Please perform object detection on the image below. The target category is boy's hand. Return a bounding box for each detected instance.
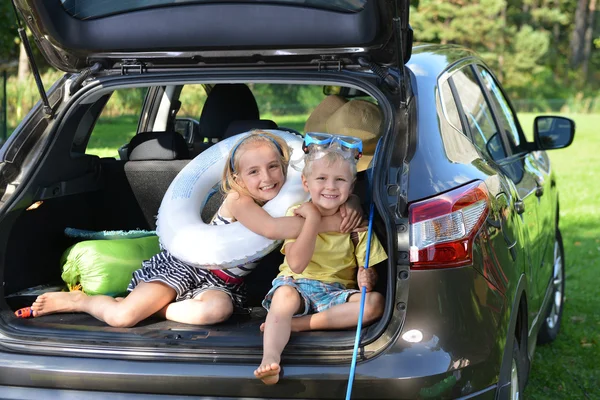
[294,202,321,221]
[339,195,364,233]
[357,267,378,292]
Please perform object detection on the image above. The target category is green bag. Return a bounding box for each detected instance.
[60,236,160,297]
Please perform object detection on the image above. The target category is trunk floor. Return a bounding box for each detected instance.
[14,307,267,334]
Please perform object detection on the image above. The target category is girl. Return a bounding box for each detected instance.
[29,131,363,327]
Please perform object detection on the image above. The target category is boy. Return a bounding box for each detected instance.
[254,134,387,385]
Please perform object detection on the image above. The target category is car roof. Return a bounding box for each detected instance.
[407,44,480,80]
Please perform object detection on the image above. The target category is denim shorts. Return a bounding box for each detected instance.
[262,276,359,316]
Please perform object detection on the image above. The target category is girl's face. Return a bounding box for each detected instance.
[235,142,285,202]
[302,157,354,216]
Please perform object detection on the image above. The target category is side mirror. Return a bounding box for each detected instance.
[174,118,199,146]
[533,116,575,150]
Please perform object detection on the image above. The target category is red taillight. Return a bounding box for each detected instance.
[409,181,489,269]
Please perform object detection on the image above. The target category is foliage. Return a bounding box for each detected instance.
[250,84,325,115]
[5,69,62,129]
[0,3,17,61]
[410,0,599,104]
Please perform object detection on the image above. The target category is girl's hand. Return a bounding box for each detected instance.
[339,195,364,233]
[294,202,321,221]
[357,267,378,292]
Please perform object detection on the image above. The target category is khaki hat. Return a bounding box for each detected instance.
[325,99,382,142]
[324,100,382,170]
[304,95,348,133]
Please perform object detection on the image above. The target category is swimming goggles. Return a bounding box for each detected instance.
[302,132,363,161]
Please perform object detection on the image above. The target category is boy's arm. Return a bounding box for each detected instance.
[357,268,378,292]
[284,203,321,274]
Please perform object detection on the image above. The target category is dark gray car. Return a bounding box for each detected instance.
[1,0,573,398]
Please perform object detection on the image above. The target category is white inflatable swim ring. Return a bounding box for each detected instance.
[156,130,309,269]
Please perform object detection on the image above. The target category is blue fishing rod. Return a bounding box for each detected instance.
[345,138,382,400]
[345,201,375,400]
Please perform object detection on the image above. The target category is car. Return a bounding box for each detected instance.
[1,0,574,399]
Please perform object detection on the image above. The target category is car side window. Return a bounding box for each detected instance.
[452,66,507,161]
[476,66,523,153]
[178,84,208,119]
[86,88,148,159]
[439,80,462,133]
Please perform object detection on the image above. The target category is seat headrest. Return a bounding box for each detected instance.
[197,84,260,142]
[128,131,189,161]
[223,119,278,139]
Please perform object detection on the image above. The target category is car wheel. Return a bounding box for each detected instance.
[537,228,565,344]
[509,339,526,400]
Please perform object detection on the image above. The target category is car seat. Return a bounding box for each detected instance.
[124,131,191,229]
[190,84,261,157]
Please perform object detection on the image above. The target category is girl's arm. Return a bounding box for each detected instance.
[282,203,321,274]
[227,194,358,240]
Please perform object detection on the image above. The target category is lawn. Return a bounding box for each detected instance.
[87,113,599,398]
[519,113,600,400]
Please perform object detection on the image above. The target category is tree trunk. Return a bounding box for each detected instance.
[498,3,507,82]
[582,0,597,79]
[17,42,30,83]
[570,0,589,68]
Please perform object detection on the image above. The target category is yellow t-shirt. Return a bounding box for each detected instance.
[278,205,388,288]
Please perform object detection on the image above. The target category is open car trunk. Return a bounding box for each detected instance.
[0,72,403,362]
[1,167,390,358]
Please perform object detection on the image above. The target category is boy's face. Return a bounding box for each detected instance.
[302,157,355,216]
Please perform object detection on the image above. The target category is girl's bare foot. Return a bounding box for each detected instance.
[30,291,87,317]
[254,361,281,385]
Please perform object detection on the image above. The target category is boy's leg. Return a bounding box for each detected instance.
[255,285,303,385]
[290,291,384,332]
[159,289,234,325]
[31,281,176,328]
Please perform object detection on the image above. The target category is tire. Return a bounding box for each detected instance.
[509,341,525,400]
[537,228,565,344]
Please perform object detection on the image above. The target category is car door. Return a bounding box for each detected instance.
[450,64,544,318]
[475,66,554,316]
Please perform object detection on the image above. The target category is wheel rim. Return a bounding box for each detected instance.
[511,357,520,400]
[546,238,563,329]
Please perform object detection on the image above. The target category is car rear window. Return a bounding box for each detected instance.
[61,0,366,20]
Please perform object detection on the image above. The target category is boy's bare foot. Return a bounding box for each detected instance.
[30,291,87,317]
[254,361,281,385]
[260,320,306,333]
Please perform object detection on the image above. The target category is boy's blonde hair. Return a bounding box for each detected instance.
[302,150,357,179]
[221,130,291,203]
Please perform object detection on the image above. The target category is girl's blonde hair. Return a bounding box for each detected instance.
[221,130,291,203]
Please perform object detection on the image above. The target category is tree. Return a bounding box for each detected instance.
[0,3,18,61]
[570,0,589,67]
[582,0,597,79]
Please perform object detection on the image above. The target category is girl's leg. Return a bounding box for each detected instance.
[158,289,234,325]
[31,281,177,328]
[254,285,303,385]
[288,291,384,332]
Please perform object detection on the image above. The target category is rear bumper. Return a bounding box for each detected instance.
[0,384,499,400]
[0,347,500,399]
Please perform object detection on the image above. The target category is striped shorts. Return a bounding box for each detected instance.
[127,250,246,308]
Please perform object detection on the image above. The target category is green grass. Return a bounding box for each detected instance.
[519,113,600,400]
[86,113,599,398]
